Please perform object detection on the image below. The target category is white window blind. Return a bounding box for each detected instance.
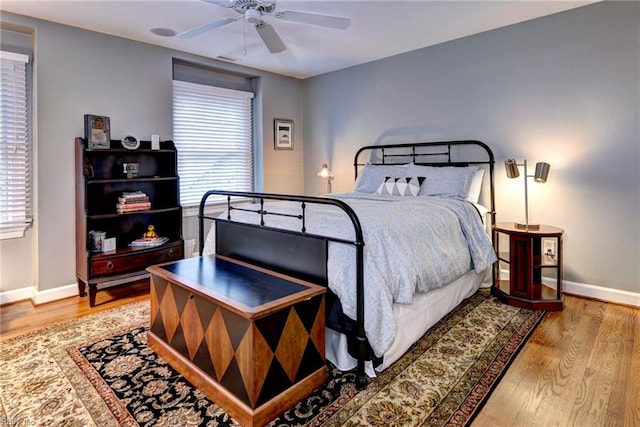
[173,80,254,208]
[0,51,31,238]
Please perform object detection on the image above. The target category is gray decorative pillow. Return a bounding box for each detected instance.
[376,176,426,196]
[407,164,477,199]
[353,163,409,193]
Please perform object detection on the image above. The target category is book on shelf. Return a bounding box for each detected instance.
[118,195,149,204]
[117,201,151,208]
[119,191,148,202]
[117,190,150,213]
[117,201,151,211]
[128,236,169,247]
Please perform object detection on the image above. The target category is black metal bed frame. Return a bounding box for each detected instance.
[198,140,495,388]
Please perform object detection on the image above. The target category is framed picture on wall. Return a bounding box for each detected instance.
[84,114,111,149]
[274,119,293,150]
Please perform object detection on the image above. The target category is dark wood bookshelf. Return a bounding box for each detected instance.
[75,137,184,306]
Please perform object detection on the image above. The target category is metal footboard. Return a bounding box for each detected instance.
[198,190,370,388]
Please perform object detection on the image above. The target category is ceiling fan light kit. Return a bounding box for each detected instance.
[245,8,262,24]
[177,0,351,53]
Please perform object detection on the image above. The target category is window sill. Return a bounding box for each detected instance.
[0,224,30,240]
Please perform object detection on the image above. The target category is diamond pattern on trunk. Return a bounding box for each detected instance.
[309,300,325,355]
[150,278,166,321]
[220,307,250,350]
[159,284,179,343]
[206,307,235,381]
[275,308,308,382]
[241,324,274,407]
[180,297,205,361]
[255,308,290,352]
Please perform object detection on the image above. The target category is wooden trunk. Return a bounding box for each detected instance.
[147,255,327,427]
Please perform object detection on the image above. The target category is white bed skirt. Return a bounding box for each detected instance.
[326,268,492,377]
[203,215,492,376]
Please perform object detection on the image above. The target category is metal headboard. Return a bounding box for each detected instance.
[353,140,496,228]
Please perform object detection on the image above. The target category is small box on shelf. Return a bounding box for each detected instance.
[103,237,116,252]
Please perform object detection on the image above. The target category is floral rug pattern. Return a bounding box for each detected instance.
[0,290,544,426]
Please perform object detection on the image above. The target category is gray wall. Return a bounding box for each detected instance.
[0,12,304,292]
[302,1,639,293]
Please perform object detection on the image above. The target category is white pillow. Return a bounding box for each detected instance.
[353,163,409,193]
[466,168,485,203]
[406,164,477,199]
[375,176,425,196]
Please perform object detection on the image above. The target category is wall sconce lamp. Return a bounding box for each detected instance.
[504,158,550,230]
[317,163,334,193]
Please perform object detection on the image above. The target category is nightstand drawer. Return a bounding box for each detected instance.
[91,243,183,277]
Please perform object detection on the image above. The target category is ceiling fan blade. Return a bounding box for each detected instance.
[255,22,286,53]
[176,17,238,38]
[274,10,351,30]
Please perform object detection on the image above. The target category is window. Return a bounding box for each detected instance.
[0,50,31,239]
[172,80,255,210]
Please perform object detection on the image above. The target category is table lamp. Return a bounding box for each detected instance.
[317,163,334,193]
[504,158,550,230]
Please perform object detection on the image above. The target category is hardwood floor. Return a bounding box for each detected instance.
[0,280,150,341]
[473,294,640,427]
[1,289,638,425]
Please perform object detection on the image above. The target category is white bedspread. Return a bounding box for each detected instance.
[203,193,496,357]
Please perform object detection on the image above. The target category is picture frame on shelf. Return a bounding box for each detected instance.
[274,119,293,150]
[84,114,111,149]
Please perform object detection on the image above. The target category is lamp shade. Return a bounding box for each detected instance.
[504,159,520,178]
[318,163,333,178]
[534,162,550,183]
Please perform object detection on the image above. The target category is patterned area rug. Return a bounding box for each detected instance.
[0,289,544,426]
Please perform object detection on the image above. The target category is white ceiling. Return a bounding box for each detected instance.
[1,0,595,79]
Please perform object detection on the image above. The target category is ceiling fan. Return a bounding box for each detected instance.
[176,0,351,54]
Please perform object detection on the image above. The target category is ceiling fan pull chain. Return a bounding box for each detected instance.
[243,14,247,55]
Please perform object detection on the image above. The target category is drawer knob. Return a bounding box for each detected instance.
[168,249,175,257]
[106,261,114,270]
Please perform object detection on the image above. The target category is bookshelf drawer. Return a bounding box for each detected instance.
[91,243,183,277]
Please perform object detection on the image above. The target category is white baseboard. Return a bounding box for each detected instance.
[31,283,78,305]
[562,280,640,308]
[0,283,79,306]
[0,287,34,306]
[0,275,150,306]
[499,268,639,308]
